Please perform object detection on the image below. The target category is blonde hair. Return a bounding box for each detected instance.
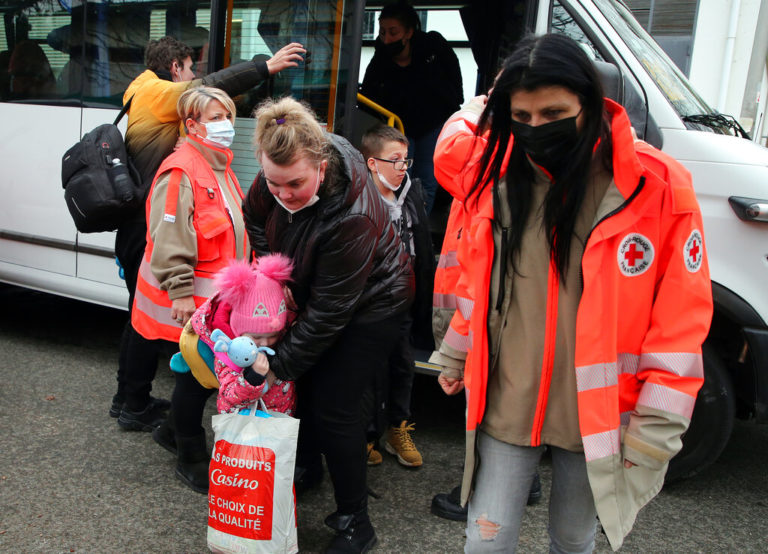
[253,97,328,167]
[177,86,236,131]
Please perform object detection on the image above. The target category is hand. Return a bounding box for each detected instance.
[252,352,270,377]
[170,296,196,326]
[469,94,488,109]
[438,374,464,395]
[265,370,277,387]
[266,43,306,75]
[283,285,297,311]
[624,459,637,469]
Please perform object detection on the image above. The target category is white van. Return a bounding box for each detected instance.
[0,0,766,481]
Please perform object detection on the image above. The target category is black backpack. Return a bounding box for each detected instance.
[61,97,142,233]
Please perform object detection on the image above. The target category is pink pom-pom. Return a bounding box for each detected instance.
[255,254,293,285]
[215,259,259,304]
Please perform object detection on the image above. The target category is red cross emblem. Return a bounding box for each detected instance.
[684,230,703,273]
[617,233,654,276]
[624,243,645,267]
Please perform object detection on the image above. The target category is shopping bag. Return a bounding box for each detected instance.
[207,400,299,553]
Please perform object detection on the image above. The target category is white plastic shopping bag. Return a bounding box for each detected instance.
[207,400,299,553]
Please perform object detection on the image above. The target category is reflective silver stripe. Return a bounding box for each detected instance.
[194,274,217,298]
[437,116,475,143]
[618,353,639,376]
[457,296,474,320]
[437,251,459,269]
[139,257,160,287]
[574,353,644,392]
[138,257,217,299]
[433,292,457,310]
[134,288,179,328]
[638,352,703,379]
[575,362,618,393]
[583,428,621,462]
[637,382,696,418]
[443,325,470,353]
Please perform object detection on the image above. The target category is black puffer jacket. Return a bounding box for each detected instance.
[243,134,415,381]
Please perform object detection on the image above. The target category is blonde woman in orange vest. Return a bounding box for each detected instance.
[432,34,713,552]
[130,86,249,493]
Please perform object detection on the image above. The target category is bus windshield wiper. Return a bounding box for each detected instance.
[682,112,751,139]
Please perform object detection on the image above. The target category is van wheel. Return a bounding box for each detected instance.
[666,343,734,483]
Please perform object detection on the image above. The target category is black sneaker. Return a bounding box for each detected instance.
[117,399,168,431]
[109,395,124,418]
[110,395,169,419]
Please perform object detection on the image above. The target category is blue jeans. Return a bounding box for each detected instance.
[407,125,441,214]
[466,431,597,553]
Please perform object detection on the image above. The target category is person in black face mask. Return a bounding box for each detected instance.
[361,1,463,215]
[431,32,711,552]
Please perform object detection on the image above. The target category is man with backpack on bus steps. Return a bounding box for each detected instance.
[112,36,305,432]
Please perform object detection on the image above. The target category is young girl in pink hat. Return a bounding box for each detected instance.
[176,253,297,415]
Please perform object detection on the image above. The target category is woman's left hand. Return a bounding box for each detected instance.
[624,459,637,469]
[171,296,196,326]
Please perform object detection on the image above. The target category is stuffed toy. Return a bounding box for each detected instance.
[211,328,275,367]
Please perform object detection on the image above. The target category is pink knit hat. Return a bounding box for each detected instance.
[214,254,294,337]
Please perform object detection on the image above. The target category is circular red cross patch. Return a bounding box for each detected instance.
[684,229,703,273]
[617,233,654,276]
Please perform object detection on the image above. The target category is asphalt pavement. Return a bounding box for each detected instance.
[1,284,767,553]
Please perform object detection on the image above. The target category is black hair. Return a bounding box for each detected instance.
[379,1,421,32]
[468,33,613,280]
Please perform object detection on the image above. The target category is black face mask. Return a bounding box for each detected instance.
[510,115,580,172]
[375,36,406,58]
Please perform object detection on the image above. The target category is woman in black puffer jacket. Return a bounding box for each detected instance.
[243,97,413,554]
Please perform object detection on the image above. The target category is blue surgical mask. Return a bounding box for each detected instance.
[202,119,235,148]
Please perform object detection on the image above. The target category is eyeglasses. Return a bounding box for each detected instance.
[373,157,413,171]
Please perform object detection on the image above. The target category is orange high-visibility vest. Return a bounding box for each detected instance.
[436,99,712,549]
[132,139,247,342]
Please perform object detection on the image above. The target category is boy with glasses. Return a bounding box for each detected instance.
[360,125,435,467]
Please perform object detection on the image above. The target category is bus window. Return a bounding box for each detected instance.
[1,2,72,102]
[0,1,214,106]
[225,0,343,123]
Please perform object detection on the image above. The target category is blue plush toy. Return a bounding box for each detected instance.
[211,328,275,367]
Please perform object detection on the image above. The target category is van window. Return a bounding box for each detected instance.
[594,0,713,119]
[551,1,604,62]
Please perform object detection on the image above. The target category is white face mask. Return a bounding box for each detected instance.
[273,167,321,215]
[375,161,404,191]
[202,119,235,148]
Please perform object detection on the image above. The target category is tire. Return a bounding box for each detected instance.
[666,343,734,483]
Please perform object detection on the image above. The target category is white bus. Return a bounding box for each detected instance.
[1,0,767,481]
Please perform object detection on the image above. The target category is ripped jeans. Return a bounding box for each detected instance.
[465,431,597,553]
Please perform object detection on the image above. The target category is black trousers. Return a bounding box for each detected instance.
[386,315,415,424]
[114,217,163,411]
[297,312,405,514]
[172,370,216,438]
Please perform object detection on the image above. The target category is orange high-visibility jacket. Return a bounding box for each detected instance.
[132,138,248,342]
[435,99,713,550]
